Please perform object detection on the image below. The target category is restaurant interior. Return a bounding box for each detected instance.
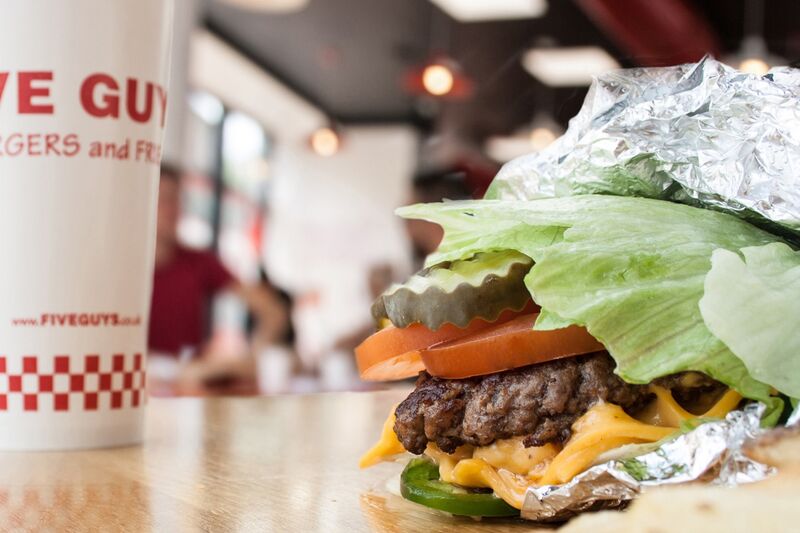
[157,0,800,397]
[3,1,800,531]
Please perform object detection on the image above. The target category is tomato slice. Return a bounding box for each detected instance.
[358,347,425,382]
[356,304,536,382]
[420,313,605,379]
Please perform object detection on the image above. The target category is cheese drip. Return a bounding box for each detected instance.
[360,388,742,509]
[359,410,405,468]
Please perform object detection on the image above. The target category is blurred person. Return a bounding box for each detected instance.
[331,263,395,369]
[405,168,473,269]
[342,169,474,387]
[148,164,288,394]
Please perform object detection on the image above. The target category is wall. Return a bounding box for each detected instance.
[266,125,418,363]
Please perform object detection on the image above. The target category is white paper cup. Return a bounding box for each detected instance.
[0,0,173,450]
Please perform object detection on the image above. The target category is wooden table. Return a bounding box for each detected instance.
[0,390,540,532]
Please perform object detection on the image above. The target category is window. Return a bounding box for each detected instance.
[219,111,272,283]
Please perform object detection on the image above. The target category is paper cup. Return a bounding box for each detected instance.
[0,0,173,450]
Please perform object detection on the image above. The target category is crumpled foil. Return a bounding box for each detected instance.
[490,57,800,239]
[522,404,774,521]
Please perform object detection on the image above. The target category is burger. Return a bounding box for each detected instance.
[356,229,753,517]
[356,59,799,520]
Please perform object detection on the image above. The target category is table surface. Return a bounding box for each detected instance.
[0,390,543,532]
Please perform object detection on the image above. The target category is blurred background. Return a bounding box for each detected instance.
[150,0,800,396]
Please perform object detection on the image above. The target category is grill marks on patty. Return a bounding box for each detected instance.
[394,353,654,455]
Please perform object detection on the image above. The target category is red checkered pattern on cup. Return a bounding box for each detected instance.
[0,354,145,412]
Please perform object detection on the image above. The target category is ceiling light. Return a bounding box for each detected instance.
[486,127,559,162]
[485,113,562,162]
[310,127,340,157]
[723,2,784,76]
[725,36,783,76]
[430,0,547,22]
[422,64,455,96]
[405,58,472,99]
[522,46,620,87]
[739,57,770,75]
[529,127,557,151]
[485,135,535,163]
[221,0,309,13]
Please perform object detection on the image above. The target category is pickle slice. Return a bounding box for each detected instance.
[372,250,534,330]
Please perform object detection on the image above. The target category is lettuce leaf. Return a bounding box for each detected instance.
[399,195,785,422]
[700,243,800,399]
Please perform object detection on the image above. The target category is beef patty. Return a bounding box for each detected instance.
[394,352,722,455]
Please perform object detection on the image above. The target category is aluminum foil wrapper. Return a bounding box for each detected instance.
[490,57,800,239]
[521,404,774,521]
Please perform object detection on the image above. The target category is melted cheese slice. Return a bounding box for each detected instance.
[358,410,406,468]
[471,438,559,476]
[537,402,675,486]
[639,386,742,427]
[360,388,742,509]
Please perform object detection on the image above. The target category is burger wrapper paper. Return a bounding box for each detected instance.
[522,404,776,521]
[490,57,800,241]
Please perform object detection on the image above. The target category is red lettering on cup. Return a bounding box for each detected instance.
[126,78,154,124]
[80,73,120,119]
[5,133,23,156]
[18,71,54,114]
[156,85,167,128]
[28,133,42,156]
[64,133,81,157]
[0,72,8,104]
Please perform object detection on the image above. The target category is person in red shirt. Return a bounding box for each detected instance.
[149,165,287,370]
